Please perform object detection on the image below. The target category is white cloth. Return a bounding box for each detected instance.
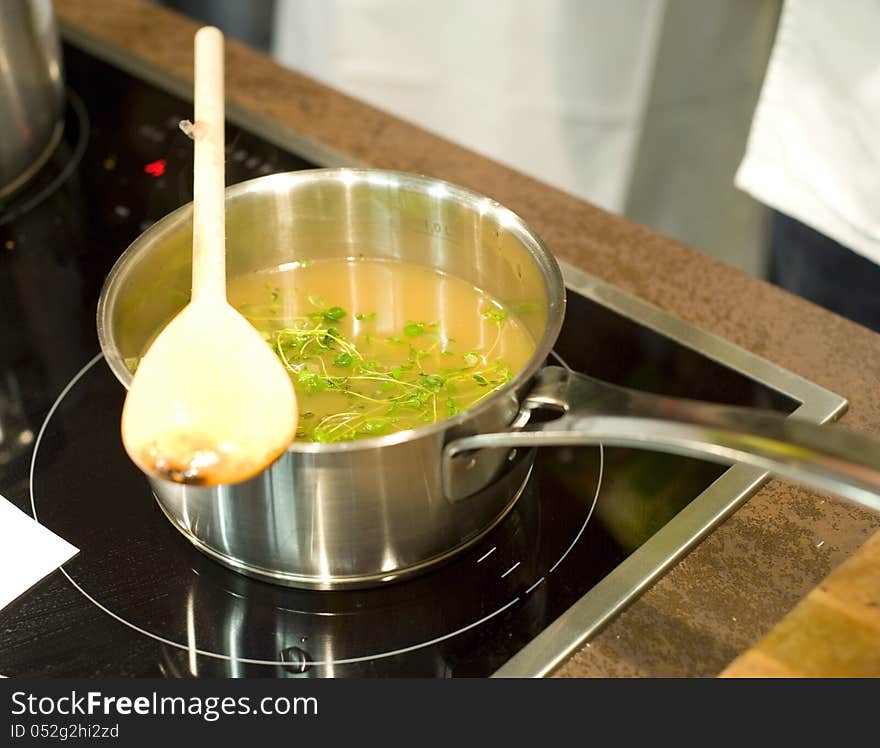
[736,0,880,264]
[272,0,665,213]
[0,495,78,610]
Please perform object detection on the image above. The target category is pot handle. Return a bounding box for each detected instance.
[443,366,880,513]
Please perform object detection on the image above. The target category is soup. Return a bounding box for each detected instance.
[226,257,535,442]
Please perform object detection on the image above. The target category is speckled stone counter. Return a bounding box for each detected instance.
[54,0,880,677]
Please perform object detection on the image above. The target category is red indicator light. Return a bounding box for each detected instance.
[144,159,166,177]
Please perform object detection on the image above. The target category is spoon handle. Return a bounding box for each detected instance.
[191,26,226,302]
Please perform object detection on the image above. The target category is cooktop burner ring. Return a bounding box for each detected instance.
[30,352,603,671]
[0,88,89,227]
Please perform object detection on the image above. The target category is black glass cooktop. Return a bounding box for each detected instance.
[0,42,800,677]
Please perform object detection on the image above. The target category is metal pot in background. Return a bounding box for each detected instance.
[0,0,65,198]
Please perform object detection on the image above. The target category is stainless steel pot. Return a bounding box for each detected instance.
[97,169,880,590]
[0,0,65,197]
[99,169,564,589]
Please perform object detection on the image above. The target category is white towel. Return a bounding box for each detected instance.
[736,0,880,264]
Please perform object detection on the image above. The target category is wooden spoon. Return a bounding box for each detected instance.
[120,26,298,486]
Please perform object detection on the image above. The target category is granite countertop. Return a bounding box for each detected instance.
[54,0,880,677]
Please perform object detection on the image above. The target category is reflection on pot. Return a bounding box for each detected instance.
[0,0,65,197]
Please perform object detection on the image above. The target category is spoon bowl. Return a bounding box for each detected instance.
[121,297,297,485]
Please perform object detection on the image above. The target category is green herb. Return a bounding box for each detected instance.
[482,306,506,323]
[322,306,346,322]
[362,419,387,434]
[404,321,425,337]
[297,370,326,392]
[419,374,445,391]
[271,301,515,443]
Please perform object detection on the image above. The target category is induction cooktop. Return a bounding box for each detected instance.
[0,32,846,678]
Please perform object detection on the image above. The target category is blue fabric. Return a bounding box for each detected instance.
[770,211,880,332]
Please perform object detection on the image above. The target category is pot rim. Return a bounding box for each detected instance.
[96,167,566,454]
